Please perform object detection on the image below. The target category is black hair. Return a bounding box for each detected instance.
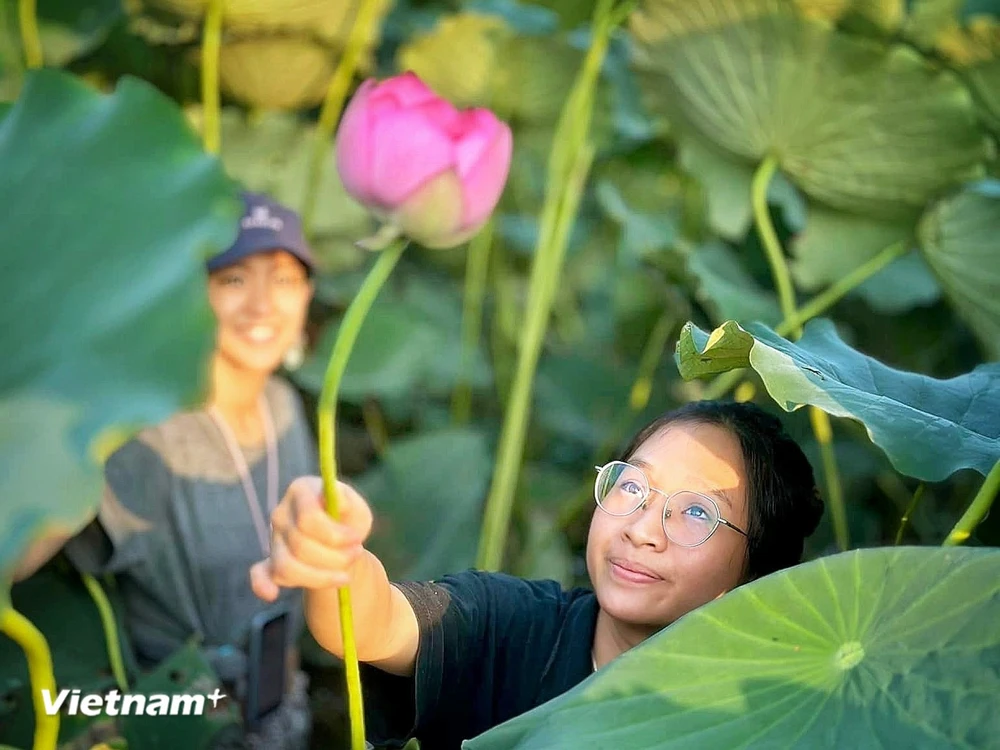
[618,400,824,582]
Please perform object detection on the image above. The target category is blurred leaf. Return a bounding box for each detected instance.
[918,178,1000,360]
[216,37,334,110]
[512,511,574,588]
[295,270,491,406]
[466,546,1000,750]
[464,0,561,34]
[791,205,941,314]
[534,349,641,450]
[217,108,372,274]
[396,12,512,108]
[0,0,121,66]
[524,0,600,29]
[688,241,782,326]
[397,11,613,126]
[678,137,807,240]
[357,428,491,581]
[139,0,393,45]
[0,69,239,588]
[631,1,990,219]
[676,318,1000,481]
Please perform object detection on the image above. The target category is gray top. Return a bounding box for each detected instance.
[64,377,318,668]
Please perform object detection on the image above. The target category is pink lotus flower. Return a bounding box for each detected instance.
[335,72,513,249]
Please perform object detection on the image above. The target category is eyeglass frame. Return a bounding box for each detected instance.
[593,461,749,548]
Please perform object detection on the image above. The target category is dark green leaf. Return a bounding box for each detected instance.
[357,428,492,581]
[0,69,239,589]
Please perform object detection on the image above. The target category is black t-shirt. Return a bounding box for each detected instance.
[360,570,599,749]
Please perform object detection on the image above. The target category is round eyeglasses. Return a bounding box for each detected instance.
[594,461,748,548]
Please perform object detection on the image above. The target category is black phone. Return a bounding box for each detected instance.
[245,605,289,731]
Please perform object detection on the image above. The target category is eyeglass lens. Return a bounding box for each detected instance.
[595,462,720,546]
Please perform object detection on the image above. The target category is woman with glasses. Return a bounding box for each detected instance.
[251,400,825,750]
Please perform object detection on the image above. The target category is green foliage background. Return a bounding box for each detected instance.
[1,0,999,748]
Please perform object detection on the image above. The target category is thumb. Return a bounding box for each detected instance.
[250,559,280,602]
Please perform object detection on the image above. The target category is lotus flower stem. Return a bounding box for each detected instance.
[200,0,223,155]
[944,456,1000,546]
[630,310,676,412]
[81,573,129,691]
[318,237,407,750]
[302,0,384,236]
[18,0,41,69]
[476,0,622,572]
[700,240,911,401]
[894,483,925,545]
[452,218,496,424]
[0,606,58,750]
[752,156,849,551]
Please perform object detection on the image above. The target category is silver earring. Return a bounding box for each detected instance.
[283,333,307,371]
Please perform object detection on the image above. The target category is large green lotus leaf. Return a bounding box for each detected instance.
[0,69,239,588]
[466,546,1000,750]
[630,0,990,219]
[791,204,942,314]
[356,428,492,581]
[918,179,1000,360]
[675,318,1000,481]
[216,108,372,273]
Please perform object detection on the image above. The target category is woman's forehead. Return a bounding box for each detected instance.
[630,423,746,493]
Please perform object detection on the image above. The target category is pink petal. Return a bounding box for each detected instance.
[369,109,456,206]
[453,109,504,178]
[371,71,440,108]
[413,99,463,137]
[458,122,513,229]
[334,80,378,204]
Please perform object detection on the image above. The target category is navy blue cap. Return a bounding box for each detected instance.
[207,191,316,274]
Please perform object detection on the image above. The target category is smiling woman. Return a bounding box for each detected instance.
[248,399,826,750]
[13,192,320,750]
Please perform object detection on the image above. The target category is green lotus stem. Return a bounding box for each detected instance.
[778,241,910,335]
[476,141,597,571]
[944,456,1000,546]
[18,0,41,69]
[629,310,675,412]
[200,0,223,155]
[318,237,407,750]
[809,405,849,550]
[476,0,621,572]
[894,483,925,545]
[81,573,128,692]
[752,156,849,551]
[302,0,384,236]
[699,240,911,401]
[752,157,797,321]
[452,219,496,424]
[0,606,58,750]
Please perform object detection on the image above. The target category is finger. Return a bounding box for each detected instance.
[250,560,280,602]
[270,538,349,589]
[331,481,373,532]
[294,505,367,547]
[285,524,364,570]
